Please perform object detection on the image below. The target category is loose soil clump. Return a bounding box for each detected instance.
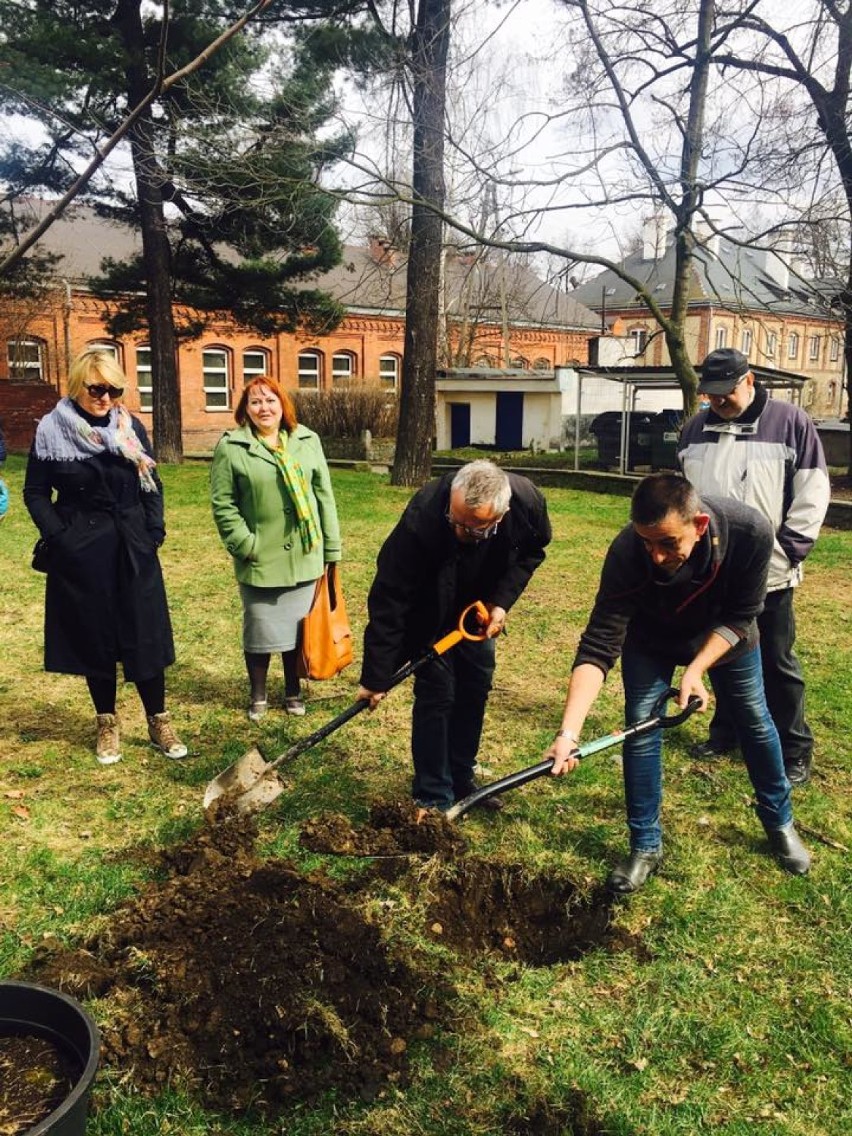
[300,799,468,857]
[29,814,449,1113]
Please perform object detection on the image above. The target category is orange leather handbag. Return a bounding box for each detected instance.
[297,563,354,681]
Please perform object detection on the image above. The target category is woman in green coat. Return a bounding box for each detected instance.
[211,377,341,719]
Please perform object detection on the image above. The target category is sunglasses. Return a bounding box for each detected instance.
[445,512,504,541]
[85,383,124,399]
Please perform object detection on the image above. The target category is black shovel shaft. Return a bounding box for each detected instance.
[445,688,702,820]
[264,646,448,774]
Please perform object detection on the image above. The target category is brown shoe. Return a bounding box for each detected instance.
[96,713,122,765]
[147,712,188,759]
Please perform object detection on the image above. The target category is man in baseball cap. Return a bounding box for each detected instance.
[679,344,830,786]
[697,347,751,398]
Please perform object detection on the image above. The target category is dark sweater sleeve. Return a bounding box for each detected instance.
[572,528,642,677]
[717,511,773,642]
[23,449,65,539]
[360,518,431,691]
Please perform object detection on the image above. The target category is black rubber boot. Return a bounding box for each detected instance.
[606,849,663,894]
[766,824,811,875]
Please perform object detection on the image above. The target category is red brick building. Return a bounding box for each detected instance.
[0,206,599,451]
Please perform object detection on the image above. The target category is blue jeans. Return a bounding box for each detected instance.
[411,637,496,809]
[621,644,792,852]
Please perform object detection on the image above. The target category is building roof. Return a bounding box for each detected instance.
[21,200,600,332]
[570,232,841,322]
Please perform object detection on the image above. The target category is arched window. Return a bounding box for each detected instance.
[243,348,270,383]
[7,337,46,381]
[740,329,753,356]
[509,355,529,370]
[203,347,231,410]
[379,354,400,391]
[629,329,648,355]
[715,327,728,350]
[788,332,800,361]
[533,356,551,371]
[86,340,121,363]
[298,351,322,390]
[135,345,153,412]
[331,351,356,387]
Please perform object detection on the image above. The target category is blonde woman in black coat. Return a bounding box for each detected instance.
[23,349,186,764]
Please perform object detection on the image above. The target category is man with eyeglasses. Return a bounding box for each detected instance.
[358,459,551,813]
[678,347,830,786]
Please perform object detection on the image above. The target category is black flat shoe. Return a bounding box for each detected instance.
[689,739,736,760]
[784,756,812,787]
[606,850,663,894]
[766,824,811,875]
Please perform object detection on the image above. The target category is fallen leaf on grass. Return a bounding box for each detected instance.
[3,789,25,799]
[11,804,30,821]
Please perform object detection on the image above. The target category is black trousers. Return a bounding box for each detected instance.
[410,637,496,809]
[708,587,813,764]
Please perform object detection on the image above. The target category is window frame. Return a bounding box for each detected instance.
[715,327,728,350]
[298,350,322,390]
[331,351,356,387]
[242,348,270,383]
[788,331,800,360]
[136,345,153,412]
[808,334,821,362]
[740,328,753,356]
[202,346,231,411]
[7,337,45,381]
[378,353,400,391]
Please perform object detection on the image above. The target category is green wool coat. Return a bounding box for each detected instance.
[210,422,341,587]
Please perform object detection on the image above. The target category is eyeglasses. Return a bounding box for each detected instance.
[85,383,124,399]
[445,512,504,541]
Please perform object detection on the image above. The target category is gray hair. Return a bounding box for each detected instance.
[451,460,511,513]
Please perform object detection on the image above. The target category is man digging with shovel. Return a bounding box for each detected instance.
[547,473,810,894]
[357,460,551,815]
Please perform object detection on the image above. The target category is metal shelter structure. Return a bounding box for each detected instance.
[568,364,806,475]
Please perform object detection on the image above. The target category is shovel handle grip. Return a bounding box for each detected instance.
[432,600,490,655]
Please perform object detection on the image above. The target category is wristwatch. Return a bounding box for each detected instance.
[554,728,579,745]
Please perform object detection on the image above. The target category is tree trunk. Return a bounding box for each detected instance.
[391,0,451,487]
[113,0,183,463]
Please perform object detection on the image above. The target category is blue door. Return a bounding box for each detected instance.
[496,392,523,450]
[450,403,471,448]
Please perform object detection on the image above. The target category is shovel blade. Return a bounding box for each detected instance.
[203,746,270,810]
[231,768,286,814]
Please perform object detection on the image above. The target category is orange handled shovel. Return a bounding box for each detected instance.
[203,601,490,816]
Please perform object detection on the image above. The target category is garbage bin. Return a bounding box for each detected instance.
[589,411,623,466]
[589,411,654,469]
[650,409,683,470]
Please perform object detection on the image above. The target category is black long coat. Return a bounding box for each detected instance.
[23,408,175,681]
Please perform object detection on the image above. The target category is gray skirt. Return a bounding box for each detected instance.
[239,579,317,653]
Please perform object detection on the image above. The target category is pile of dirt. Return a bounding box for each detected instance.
[29,813,448,1112]
[26,803,632,1117]
[299,800,468,857]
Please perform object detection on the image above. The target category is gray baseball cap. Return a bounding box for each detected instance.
[698,348,751,395]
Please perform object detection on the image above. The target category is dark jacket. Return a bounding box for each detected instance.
[23,407,175,681]
[573,496,773,677]
[360,471,551,690]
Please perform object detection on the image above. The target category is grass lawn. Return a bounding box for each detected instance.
[0,454,850,1136]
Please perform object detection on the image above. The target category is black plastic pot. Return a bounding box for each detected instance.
[0,980,100,1136]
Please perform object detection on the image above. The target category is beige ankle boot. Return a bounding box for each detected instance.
[147,711,188,759]
[96,713,122,765]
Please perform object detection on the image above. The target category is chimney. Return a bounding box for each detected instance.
[693,217,720,257]
[642,213,669,261]
[756,242,790,291]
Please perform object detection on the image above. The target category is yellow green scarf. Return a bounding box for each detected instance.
[263,432,320,553]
